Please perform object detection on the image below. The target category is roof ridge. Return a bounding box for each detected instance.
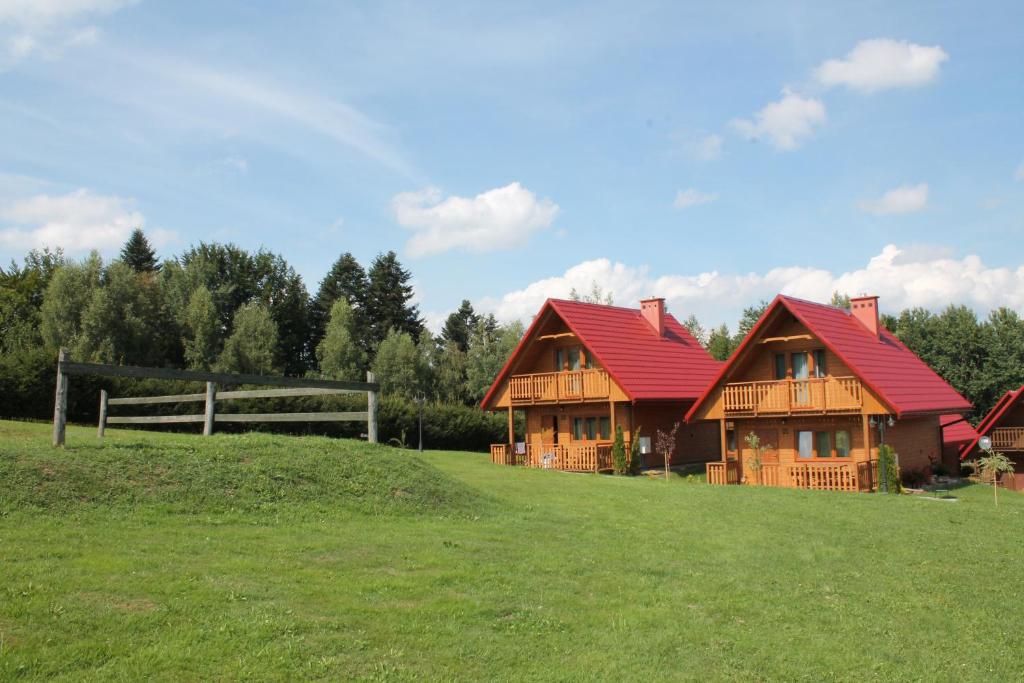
[549,298,644,314]
[780,294,851,315]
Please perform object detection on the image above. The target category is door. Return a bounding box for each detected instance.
[791,352,810,405]
[541,415,556,446]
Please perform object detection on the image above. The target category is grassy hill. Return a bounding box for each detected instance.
[1,420,1023,681]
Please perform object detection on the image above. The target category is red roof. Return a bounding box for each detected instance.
[959,386,1023,458]
[939,414,978,450]
[480,299,721,408]
[686,295,972,421]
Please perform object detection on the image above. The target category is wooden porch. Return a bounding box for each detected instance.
[991,427,1024,451]
[489,442,621,472]
[509,369,611,405]
[723,376,862,416]
[706,459,876,492]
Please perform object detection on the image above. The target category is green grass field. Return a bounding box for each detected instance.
[2,420,1022,681]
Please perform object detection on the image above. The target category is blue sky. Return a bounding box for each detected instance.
[1,1,1022,330]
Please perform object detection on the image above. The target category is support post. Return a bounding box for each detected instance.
[52,348,68,447]
[507,405,514,445]
[719,418,728,462]
[366,371,378,444]
[98,389,108,438]
[203,382,216,436]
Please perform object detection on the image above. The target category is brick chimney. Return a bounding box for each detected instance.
[640,297,665,337]
[850,295,879,337]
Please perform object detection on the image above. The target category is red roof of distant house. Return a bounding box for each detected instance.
[685,295,972,421]
[480,299,721,408]
[939,414,978,451]
[959,386,1023,458]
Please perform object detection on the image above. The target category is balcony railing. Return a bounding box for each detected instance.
[508,369,611,405]
[723,376,862,416]
[490,442,621,471]
[707,459,875,492]
[991,427,1024,451]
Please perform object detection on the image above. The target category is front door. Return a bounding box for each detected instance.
[541,415,556,446]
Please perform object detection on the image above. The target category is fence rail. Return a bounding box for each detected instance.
[51,349,379,446]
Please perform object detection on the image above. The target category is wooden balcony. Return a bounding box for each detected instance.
[490,442,620,472]
[707,459,874,492]
[509,369,612,405]
[723,376,862,416]
[991,427,1024,451]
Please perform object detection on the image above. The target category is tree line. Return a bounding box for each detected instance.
[3,235,1023,435]
[0,230,523,447]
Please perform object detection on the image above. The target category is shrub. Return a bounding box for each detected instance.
[628,427,642,475]
[877,444,902,493]
[611,425,627,475]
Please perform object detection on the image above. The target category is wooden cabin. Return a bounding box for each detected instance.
[960,386,1024,490]
[686,295,972,492]
[481,298,722,472]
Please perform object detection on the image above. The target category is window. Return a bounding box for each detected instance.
[727,430,737,453]
[568,347,581,371]
[584,351,594,370]
[815,431,832,458]
[813,349,827,378]
[791,352,809,380]
[774,354,787,380]
[835,430,850,458]
[555,348,565,371]
[572,415,613,441]
[798,431,814,459]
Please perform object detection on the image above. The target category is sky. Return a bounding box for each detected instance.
[0,0,1022,332]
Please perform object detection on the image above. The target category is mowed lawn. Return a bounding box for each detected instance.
[1,420,1023,681]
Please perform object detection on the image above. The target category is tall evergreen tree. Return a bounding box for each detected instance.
[706,324,734,361]
[372,328,423,398]
[681,314,708,347]
[311,252,369,353]
[441,300,478,352]
[183,285,220,369]
[216,302,279,375]
[465,317,524,403]
[829,291,852,309]
[366,251,423,347]
[119,228,160,273]
[316,298,366,381]
[735,299,769,340]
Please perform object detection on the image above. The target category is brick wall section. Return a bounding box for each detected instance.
[883,415,941,475]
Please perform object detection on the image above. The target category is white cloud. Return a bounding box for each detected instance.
[730,89,826,150]
[673,188,718,209]
[859,183,929,215]
[692,133,723,161]
[0,188,176,254]
[0,0,132,65]
[480,244,1024,329]
[393,182,559,257]
[815,38,948,93]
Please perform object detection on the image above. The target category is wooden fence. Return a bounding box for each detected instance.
[52,348,379,446]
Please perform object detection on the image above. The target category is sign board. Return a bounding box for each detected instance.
[639,436,652,454]
[515,441,526,454]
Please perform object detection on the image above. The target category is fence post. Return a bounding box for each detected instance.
[203,382,216,436]
[52,348,68,447]
[97,389,108,438]
[366,371,378,444]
